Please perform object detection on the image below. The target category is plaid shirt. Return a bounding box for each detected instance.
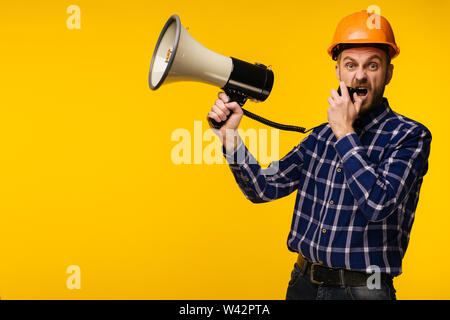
[223,98,431,276]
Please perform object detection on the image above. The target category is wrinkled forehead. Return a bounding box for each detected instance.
[339,47,388,63]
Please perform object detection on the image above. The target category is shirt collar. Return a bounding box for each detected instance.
[353,97,391,134]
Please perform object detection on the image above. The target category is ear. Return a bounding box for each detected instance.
[335,63,341,81]
[384,63,394,85]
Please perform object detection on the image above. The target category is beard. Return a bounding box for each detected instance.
[359,81,387,117]
[358,87,385,117]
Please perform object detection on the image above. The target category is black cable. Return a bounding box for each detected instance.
[241,107,322,134]
[241,108,305,133]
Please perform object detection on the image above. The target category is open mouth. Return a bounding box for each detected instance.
[355,88,368,97]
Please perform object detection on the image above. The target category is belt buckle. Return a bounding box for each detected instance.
[310,263,325,285]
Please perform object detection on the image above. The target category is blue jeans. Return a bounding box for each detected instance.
[285,263,397,300]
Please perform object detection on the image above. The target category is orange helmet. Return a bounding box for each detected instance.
[327,10,400,61]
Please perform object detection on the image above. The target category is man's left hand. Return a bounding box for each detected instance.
[327,81,363,139]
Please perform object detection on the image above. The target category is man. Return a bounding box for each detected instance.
[207,10,431,300]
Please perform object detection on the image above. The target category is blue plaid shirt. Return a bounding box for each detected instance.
[223,98,431,276]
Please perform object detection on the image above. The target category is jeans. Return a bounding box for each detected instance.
[285,263,397,300]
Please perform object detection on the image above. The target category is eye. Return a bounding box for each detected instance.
[369,62,378,70]
[346,62,355,70]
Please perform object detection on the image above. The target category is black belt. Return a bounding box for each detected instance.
[297,254,392,287]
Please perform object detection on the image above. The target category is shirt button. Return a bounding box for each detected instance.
[337,168,342,173]
[240,174,249,182]
[329,200,334,205]
[322,228,327,234]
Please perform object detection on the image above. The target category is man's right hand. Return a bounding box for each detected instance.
[207,92,244,152]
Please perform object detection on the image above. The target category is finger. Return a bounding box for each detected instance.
[330,88,340,100]
[218,92,229,103]
[212,105,227,121]
[327,97,335,106]
[212,106,227,121]
[215,99,230,115]
[207,111,221,124]
[224,101,242,114]
[353,93,362,114]
[339,81,350,100]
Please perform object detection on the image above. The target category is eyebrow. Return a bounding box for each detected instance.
[342,54,383,63]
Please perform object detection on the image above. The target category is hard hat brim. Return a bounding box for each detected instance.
[328,41,400,61]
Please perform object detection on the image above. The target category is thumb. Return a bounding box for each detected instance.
[353,92,362,114]
[225,101,243,115]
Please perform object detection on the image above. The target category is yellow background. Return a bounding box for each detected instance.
[0,0,448,299]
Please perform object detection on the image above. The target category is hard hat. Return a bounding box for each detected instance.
[327,10,400,61]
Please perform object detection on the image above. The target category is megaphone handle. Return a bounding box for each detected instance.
[208,89,247,129]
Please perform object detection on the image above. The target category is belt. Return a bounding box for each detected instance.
[296,254,392,287]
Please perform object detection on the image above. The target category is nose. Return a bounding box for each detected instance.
[354,66,368,82]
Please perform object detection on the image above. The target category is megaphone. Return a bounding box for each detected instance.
[149,14,308,133]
